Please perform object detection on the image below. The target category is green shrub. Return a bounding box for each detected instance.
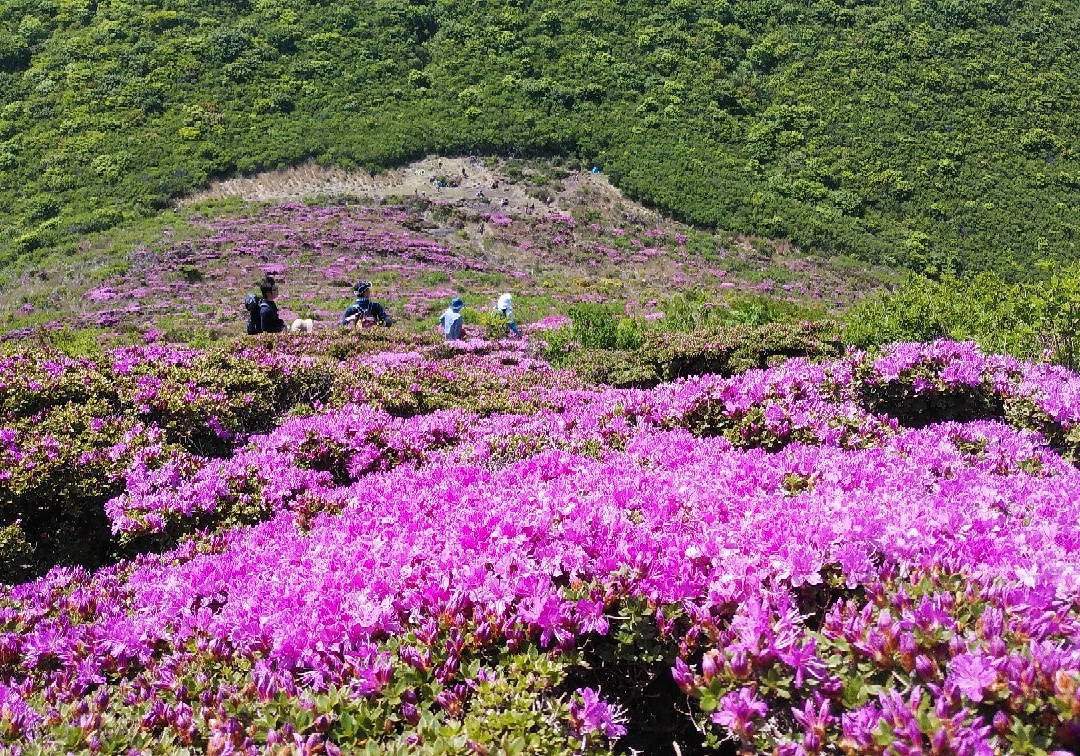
[37,326,106,359]
[843,264,1080,369]
[663,292,828,331]
[0,523,30,581]
[462,306,514,340]
[567,304,643,351]
[556,321,842,387]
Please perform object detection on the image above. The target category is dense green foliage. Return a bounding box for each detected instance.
[2,0,1079,274]
[545,297,841,386]
[844,262,1080,369]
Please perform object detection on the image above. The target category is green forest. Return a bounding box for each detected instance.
[1,0,1079,276]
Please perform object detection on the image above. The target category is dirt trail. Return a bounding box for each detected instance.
[180,156,637,219]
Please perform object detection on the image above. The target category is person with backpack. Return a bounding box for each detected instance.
[245,275,286,335]
[341,281,392,328]
[494,292,522,338]
[439,297,465,341]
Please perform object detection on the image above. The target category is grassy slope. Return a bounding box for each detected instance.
[0,0,1078,276]
[0,157,892,342]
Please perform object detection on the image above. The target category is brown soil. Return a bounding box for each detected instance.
[180,156,639,221]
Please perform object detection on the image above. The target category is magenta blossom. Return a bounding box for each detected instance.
[948,653,1000,702]
[569,687,627,740]
[712,686,769,740]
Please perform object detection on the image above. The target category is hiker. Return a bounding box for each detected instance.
[245,275,285,335]
[341,281,392,328]
[259,276,286,334]
[494,293,521,338]
[439,297,465,341]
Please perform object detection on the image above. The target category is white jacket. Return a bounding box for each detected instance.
[496,293,513,318]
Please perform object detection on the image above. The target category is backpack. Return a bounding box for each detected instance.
[350,300,377,329]
[244,293,262,335]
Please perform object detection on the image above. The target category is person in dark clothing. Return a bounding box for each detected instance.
[341,281,393,328]
[259,276,286,334]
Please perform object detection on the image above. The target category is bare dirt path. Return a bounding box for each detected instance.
[179,156,639,221]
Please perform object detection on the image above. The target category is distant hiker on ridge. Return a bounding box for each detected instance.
[439,297,465,341]
[341,281,392,328]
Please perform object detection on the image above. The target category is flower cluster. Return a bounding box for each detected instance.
[2,338,1080,752]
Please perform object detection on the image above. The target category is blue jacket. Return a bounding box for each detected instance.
[439,307,464,340]
[341,298,392,327]
[259,300,285,333]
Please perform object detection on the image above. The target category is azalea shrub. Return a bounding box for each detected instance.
[0,342,323,581]
[0,334,580,581]
[3,335,1080,752]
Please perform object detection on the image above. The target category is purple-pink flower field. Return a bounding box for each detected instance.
[2,336,1080,753]
[3,197,884,342]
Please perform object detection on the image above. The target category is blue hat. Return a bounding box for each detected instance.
[451,297,464,310]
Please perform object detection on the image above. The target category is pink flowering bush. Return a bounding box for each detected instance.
[2,337,1080,752]
[0,332,587,580]
[105,406,471,539]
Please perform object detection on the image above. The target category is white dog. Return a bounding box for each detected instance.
[290,318,314,333]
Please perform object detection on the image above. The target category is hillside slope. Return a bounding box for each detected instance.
[0,156,889,341]
[1,0,1078,275]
